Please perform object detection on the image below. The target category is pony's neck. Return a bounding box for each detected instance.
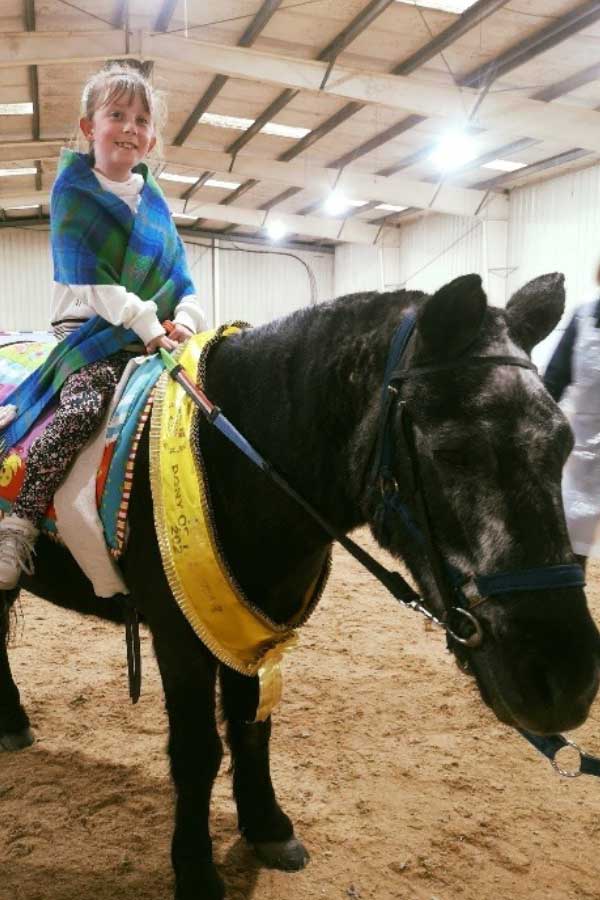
[209,292,414,529]
[200,291,417,623]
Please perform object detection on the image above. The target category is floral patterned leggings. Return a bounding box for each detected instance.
[13,351,132,527]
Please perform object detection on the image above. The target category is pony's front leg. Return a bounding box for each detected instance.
[220,665,309,871]
[0,589,34,751]
[151,623,224,900]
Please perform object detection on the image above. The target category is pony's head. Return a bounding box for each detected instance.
[368,272,600,734]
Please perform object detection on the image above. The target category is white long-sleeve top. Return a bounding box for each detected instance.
[50,168,206,344]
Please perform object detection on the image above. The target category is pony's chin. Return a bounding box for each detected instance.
[472,667,596,735]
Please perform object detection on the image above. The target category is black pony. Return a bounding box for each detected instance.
[1,272,599,900]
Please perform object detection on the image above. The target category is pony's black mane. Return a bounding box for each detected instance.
[248,287,425,352]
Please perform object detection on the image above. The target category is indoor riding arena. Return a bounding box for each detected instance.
[2,3,600,900]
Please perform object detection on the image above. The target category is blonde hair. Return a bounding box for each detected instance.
[79,63,166,162]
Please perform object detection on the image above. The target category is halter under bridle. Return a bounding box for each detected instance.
[370,308,584,652]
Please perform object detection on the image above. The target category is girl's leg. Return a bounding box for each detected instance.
[13,352,130,524]
[0,353,130,588]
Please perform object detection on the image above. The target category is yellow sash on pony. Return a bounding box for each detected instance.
[149,326,330,721]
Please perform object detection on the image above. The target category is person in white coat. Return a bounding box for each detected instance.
[544,265,600,572]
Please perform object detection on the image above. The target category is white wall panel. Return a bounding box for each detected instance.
[507,162,600,368]
[0,230,334,333]
[334,244,382,296]
[334,215,507,308]
[215,241,334,326]
[180,238,215,327]
[0,228,53,331]
[394,213,501,302]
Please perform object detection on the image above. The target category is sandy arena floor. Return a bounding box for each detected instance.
[2,531,600,900]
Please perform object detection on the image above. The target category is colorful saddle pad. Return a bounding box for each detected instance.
[0,336,163,557]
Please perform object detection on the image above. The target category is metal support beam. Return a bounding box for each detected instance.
[473,148,594,190]
[181,170,216,203]
[329,114,426,170]
[111,0,128,29]
[172,0,284,146]
[154,0,178,33]
[278,102,364,163]
[173,75,229,146]
[226,89,298,157]
[420,137,540,184]
[319,0,395,87]
[262,187,303,210]
[393,0,510,76]
[24,0,40,142]
[533,62,600,103]
[459,0,600,88]
[226,0,395,158]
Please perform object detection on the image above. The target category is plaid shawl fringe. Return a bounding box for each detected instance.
[0,149,195,461]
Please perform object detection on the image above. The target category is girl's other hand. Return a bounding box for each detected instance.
[168,323,193,345]
[145,333,177,354]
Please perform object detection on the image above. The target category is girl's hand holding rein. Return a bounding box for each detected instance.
[167,323,194,344]
[145,324,193,354]
[145,333,177,355]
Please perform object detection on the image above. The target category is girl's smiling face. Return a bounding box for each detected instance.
[80,92,156,182]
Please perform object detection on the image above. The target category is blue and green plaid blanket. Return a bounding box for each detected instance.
[0,148,195,458]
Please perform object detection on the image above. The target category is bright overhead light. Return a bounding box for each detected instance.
[348,199,369,207]
[0,102,34,116]
[265,220,288,241]
[205,178,241,190]
[172,213,197,220]
[429,130,478,171]
[482,158,527,172]
[5,204,39,210]
[160,172,242,190]
[160,171,199,184]
[0,167,38,177]
[376,204,408,212]
[394,0,478,12]
[323,190,351,216]
[262,122,310,139]
[199,112,309,140]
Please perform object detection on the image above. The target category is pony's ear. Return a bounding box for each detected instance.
[505,272,565,353]
[417,274,487,357]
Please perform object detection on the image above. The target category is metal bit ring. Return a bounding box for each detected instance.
[551,739,584,778]
[446,607,483,648]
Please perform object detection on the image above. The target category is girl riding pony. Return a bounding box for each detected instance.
[0,63,206,589]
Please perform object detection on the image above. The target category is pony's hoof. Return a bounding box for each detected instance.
[0,727,35,752]
[251,836,310,871]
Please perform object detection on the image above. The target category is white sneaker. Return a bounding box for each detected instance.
[0,515,38,590]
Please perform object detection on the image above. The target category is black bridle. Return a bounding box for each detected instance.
[370,308,584,652]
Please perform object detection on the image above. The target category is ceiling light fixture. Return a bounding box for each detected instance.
[0,103,34,116]
[376,204,408,212]
[482,158,527,172]
[160,171,199,184]
[323,190,351,216]
[265,220,288,241]
[199,112,309,140]
[394,0,478,12]
[205,178,242,190]
[429,130,478,171]
[0,167,38,177]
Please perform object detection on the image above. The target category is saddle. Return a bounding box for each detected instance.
[0,333,162,561]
